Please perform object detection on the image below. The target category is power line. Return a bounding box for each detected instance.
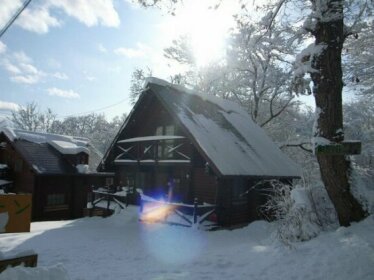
[0,0,32,39]
[58,97,129,119]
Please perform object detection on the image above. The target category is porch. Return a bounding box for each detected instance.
[115,135,191,165]
[85,187,218,229]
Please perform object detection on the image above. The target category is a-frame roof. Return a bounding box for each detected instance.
[100,78,302,178]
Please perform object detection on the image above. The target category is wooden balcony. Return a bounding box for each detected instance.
[114,135,191,165]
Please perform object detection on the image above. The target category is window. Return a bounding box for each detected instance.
[165,125,175,158]
[155,125,176,159]
[156,126,163,136]
[106,177,114,186]
[165,125,175,135]
[156,126,163,158]
[47,193,66,206]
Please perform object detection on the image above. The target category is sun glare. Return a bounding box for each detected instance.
[163,0,239,68]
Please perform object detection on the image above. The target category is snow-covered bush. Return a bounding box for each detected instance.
[350,165,374,214]
[260,180,338,244]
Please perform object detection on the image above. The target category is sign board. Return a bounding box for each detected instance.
[0,194,32,233]
[314,141,361,155]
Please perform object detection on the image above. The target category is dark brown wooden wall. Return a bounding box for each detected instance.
[216,178,271,227]
[33,175,110,221]
[0,135,35,194]
[34,176,71,220]
[192,168,217,204]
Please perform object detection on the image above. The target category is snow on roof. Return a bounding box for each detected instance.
[0,164,8,169]
[146,78,302,177]
[0,127,90,155]
[118,135,185,143]
[1,127,17,141]
[49,140,89,155]
[0,179,12,186]
[145,77,244,115]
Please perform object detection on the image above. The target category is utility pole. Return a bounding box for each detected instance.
[0,0,32,39]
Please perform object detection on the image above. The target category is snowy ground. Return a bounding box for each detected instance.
[0,207,373,280]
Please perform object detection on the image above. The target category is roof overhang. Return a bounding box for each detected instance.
[117,135,185,143]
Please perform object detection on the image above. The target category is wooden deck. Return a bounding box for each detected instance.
[0,254,38,273]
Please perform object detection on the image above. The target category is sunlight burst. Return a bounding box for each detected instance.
[163,0,239,68]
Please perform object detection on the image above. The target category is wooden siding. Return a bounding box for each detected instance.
[215,178,270,227]
[32,175,110,221]
[0,135,35,194]
[192,168,217,204]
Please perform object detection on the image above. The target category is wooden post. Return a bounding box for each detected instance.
[87,189,93,217]
[106,193,110,216]
[193,197,198,224]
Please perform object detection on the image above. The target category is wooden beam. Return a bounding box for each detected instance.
[314,141,361,155]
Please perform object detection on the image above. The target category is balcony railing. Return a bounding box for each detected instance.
[114,135,191,165]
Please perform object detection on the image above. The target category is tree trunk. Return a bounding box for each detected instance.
[310,0,366,226]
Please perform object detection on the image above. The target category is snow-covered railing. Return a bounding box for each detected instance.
[0,252,38,273]
[139,195,217,229]
[86,188,129,217]
[115,136,191,165]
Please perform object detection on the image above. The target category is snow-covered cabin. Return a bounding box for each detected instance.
[99,78,301,226]
[0,127,113,221]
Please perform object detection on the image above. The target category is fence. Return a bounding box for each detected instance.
[85,189,128,217]
[140,196,217,229]
[0,254,38,273]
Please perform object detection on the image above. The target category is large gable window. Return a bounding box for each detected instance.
[155,125,175,159]
[47,193,66,206]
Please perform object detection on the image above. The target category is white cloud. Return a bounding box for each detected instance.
[1,50,69,84]
[0,0,120,34]
[123,0,141,10]
[1,51,46,84]
[82,70,95,81]
[13,51,33,64]
[114,43,150,58]
[49,0,120,27]
[47,58,62,69]
[0,42,6,54]
[10,75,41,84]
[47,87,80,99]
[0,100,20,111]
[0,0,22,29]
[52,72,69,80]
[19,63,38,74]
[114,48,145,58]
[85,75,95,81]
[16,6,61,34]
[2,60,21,74]
[98,43,107,53]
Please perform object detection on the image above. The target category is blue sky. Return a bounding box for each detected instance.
[1,0,319,122]
[0,0,200,120]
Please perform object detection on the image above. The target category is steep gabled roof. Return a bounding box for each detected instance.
[101,78,302,178]
[0,128,101,174]
[13,140,77,174]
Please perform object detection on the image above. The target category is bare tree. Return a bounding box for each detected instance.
[11,102,56,132]
[130,68,152,105]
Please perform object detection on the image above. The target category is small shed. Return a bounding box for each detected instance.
[0,128,114,221]
[99,78,301,226]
